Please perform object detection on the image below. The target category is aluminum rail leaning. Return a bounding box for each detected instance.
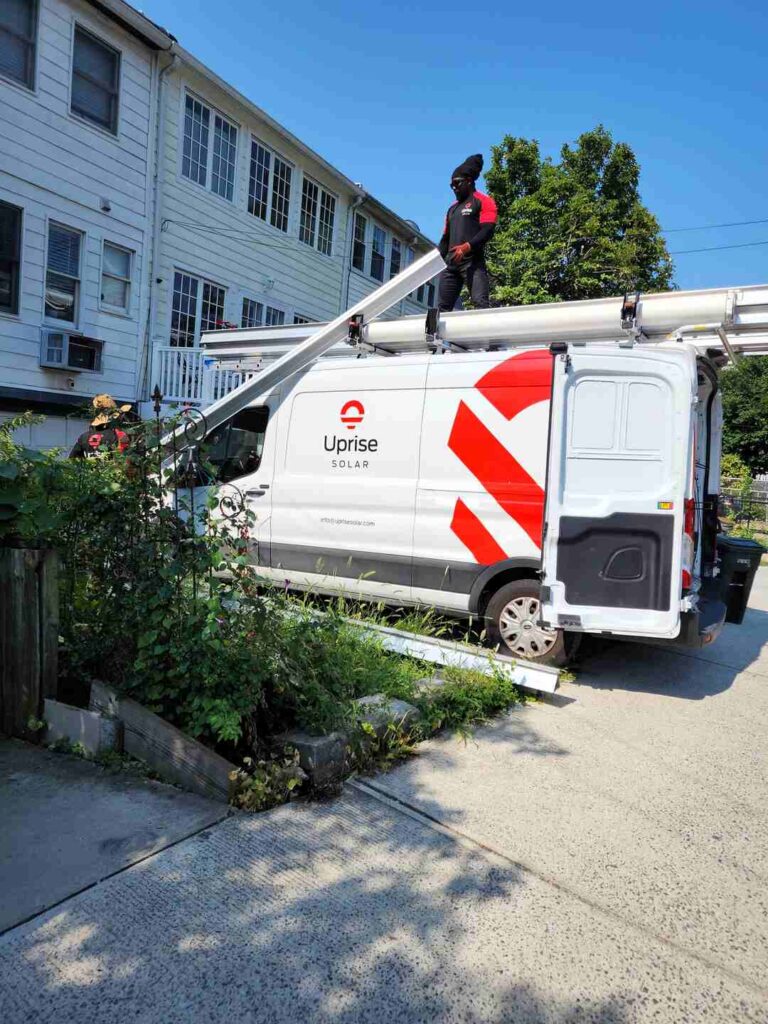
[164,247,446,446]
[346,619,560,696]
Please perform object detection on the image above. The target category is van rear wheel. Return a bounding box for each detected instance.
[485,579,579,667]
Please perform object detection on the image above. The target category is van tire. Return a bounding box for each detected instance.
[485,579,580,667]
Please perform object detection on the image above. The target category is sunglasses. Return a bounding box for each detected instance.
[451,179,470,187]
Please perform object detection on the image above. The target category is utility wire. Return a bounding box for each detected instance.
[669,239,768,255]
[662,217,768,233]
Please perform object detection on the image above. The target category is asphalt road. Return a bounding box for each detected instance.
[1,571,766,1023]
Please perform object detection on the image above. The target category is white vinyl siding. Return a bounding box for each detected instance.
[0,0,37,90]
[182,93,237,200]
[370,224,386,281]
[0,200,22,315]
[71,24,120,135]
[247,138,292,232]
[101,241,132,313]
[45,222,82,324]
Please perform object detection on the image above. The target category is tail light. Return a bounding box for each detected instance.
[682,498,695,591]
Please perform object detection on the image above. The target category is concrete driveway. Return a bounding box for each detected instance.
[1,572,766,1023]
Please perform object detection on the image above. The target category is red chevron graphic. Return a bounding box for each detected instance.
[450,498,508,565]
[475,349,553,420]
[448,401,545,548]
[448,350,551,559]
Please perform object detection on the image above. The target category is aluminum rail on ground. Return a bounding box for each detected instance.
[164,248,446,445]
[201,283,768,361]
[346,619,559,696]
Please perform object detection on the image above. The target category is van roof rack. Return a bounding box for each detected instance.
[201,283,768,367]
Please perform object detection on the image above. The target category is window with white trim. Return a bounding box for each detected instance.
[0,0,37,90]
[389,238,401,279]
[182,94,238,201]
[101,241,132,313]
[293,314,314,324]
[0,201,22,315]
[45,223,82,324]
[71,25,120,134]
[241,297,285,328]
[299,176,336,255]
[170,270,227,346]
[352,212,367,272]
[416,280,436,306]
[248,138,292,232]
[370,224,386,281]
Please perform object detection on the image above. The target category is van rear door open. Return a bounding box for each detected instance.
[540,345,695,639]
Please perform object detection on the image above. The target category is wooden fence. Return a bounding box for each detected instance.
[0,548,59,740]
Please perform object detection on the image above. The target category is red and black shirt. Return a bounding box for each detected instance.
[438,190,498,262]
[69,427,130,458]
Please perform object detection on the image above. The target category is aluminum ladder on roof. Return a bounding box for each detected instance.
[201,283,768,368]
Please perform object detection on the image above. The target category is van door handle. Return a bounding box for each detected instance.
[249,489,267,497]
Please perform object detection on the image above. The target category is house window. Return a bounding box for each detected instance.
[293,314,313,324]
[0,0,37,90]
[101,241,131,313]
[211,115,237,200]
[0,201,22,315]
[242,297,263,328]
[201,281,226,333]
[170,270,226,346]
[318,190,335,256]
[182,95,209,186]
[299,178,336,256]
[71,25,120,134]
[370,225,386,281]
[45,223,82,323]
[182,94,237,200]
[248,139,292,232]
[241,297,285,328]
[390,238,401,279]
[352,212,367,272]
[416,280,436,306]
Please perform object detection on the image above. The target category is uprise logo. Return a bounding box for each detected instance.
[340,400,365,430]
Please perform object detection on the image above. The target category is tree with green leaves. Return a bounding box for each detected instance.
[484,125,675,305]
[720,356,768,476]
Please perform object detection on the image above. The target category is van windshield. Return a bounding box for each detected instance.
[202,407,269,484]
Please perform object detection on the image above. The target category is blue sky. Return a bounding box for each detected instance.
[141,0,767,291]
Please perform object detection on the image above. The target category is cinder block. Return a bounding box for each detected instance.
[353,694,422,738]
[44,699,122,755]
[277,730,347,788]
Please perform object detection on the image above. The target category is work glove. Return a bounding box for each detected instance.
[448,242,472,264]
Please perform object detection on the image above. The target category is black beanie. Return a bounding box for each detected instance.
[452,154,483,181]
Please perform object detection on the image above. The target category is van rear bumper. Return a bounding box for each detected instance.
[673,598,727,648]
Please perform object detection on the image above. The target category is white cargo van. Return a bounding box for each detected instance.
[181,281,768,665]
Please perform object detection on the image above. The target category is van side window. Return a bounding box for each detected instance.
[205,407,269,483]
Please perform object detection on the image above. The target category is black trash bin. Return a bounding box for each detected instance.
[716,534,765,625]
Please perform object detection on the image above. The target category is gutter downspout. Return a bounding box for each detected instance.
[139,49,179,403]
[342,193,366,313]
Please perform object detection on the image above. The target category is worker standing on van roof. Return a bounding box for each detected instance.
[437,154,498,312]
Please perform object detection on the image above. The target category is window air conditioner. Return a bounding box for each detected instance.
[40,330,104,373]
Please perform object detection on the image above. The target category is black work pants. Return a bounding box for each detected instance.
[437,260,490,312]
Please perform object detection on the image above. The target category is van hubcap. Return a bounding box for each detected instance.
[498,596,558,659]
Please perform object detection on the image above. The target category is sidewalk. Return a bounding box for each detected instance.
[1,576,766,1023]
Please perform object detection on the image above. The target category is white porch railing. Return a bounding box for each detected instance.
[151,346,259,406]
